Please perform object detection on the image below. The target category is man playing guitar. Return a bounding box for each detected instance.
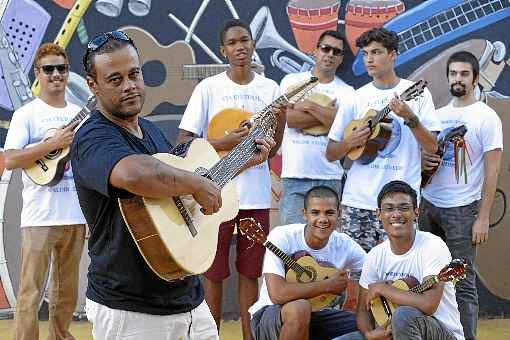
[71,31,274,339]
[337,181,465,340]
[420,51,503,340]
[177,19,286,340]
[326,28,439,252]
[249,186,366,340]
[3,43,86,340]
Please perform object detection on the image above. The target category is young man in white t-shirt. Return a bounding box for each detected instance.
[249,186,366,340]
[3,43,86,339]
[337,180,465,340]
[279,30,355,225]
[177,19,286,340]
[420,51,503,340]
[326,28,439,252]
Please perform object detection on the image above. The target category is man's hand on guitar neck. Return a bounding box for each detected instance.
[239,136,276,173]
[389,94,414,121]
[421,150,441,171]
[47,121,79,151]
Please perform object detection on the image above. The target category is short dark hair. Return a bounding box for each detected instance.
[83,33,138,78]
[377,180,417,209]
[356,28,399,53]
[304,186,339,210]
[446,51,479,82]
[317,30,346,48]
[220,19,252,45]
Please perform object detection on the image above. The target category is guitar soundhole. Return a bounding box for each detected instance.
[298,266,317,283]
[45,148,62,160]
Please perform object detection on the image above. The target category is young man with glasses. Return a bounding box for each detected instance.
[326,28,439,252]
[419,51,503,340]
[279,30,354,225]
[71,31,275,339]
[3,43,86,340]
[177,19,286,340]
[337,180,465,340]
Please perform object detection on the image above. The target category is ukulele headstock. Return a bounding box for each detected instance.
[238,218,267,244]
[438,258,467,284]
[401,79,427,102]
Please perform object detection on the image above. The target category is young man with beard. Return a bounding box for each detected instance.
[337,181,465,340]
[71,31,275,339]
[278,30,354,225]
[419,51,503,340]
[3,43,86,340]
[177,19,286,339]
[249,186,366,340]
[325,28,439,252]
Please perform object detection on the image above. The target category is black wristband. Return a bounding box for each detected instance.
[404,115,419,129]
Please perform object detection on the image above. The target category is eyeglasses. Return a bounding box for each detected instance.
[38,64,69,75]
[318,44,344,56]
[380,204,414,213]
[83,31,133,73]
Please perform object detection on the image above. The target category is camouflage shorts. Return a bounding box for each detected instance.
[340,205,386,252]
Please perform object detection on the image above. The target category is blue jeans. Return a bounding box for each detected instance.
[335,306,456,340]
[279,178,342,225]
[419,198,479,340]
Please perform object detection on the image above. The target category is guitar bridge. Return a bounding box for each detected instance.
[173,197,198,237]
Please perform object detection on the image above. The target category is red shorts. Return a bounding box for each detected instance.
[204,209,269,282]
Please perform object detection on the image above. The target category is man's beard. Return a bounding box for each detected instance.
[111,110,139,118]
[450,83,467,97]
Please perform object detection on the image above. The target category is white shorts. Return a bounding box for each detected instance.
[85,298,218,340]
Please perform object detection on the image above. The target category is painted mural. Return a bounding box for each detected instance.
[0,0,509,318]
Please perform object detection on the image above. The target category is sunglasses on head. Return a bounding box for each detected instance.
[39,64,69,75]
[318,44,344,56]
[83,31,133,72]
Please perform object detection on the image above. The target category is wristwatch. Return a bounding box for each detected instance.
[404,115,419,129]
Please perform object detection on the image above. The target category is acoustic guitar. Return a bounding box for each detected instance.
[23,96,96,186]
[421,125,468,188]
[118,78,317,282]
[301,92,335,137]
[238,218,339,311]
[344,80,428,164]
[371,258,466,327]
[207,77,319,156]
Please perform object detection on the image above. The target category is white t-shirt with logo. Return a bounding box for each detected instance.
[179,72,280,209]
[249,223,366,316]
[360,230,464,340]
[280,71,355,180]
[329,79,440,210]
[423,101,503,208]
[3,98,86,227]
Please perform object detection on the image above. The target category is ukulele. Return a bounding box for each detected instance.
[23,96,96,186]
[344,80,427,164]
[421,125,468,188]
[371,258,466,327]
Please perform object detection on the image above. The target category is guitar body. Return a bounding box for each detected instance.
[371,277,420,327]
[421,154,444,188]
[285,255,339,311]
[207,108,253,157]
[121,26,197,113]
[119,138,239,281]
[23,129,70,186]
[344,109,393,164]
[302,93,334,137]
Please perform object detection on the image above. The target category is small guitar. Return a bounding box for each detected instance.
[371,258,467,327]
[421,125,468,188]
[118,79,317,282]
[301,92,335,137]
[207,77,319,156]
[239,217,339,311]
[23,96,96,186]
[344,80,427,164]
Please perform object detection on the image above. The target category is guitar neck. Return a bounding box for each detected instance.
[373,105,392,125]
[409,275,439,294]
[264,240,309,276]
[181,64,228,80]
